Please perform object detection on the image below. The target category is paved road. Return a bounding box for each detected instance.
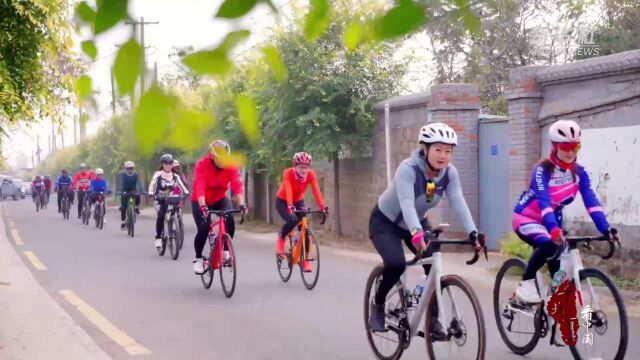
[1,199,638,359]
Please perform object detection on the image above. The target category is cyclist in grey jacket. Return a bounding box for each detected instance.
[368,122,484,333]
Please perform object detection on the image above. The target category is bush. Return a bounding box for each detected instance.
[499,233,532,260]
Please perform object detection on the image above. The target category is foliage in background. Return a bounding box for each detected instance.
[499,232,532,260]
[576,0,640,59]
[0,0,80,143]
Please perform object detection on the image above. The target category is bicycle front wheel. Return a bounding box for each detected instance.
[426,274,486,360]
[300,230,320,290]
[219,234,236,298]
[493,258,541,355]
[569,268,628,360]
[364,265,407,360]
[169,218,180,261]
[276,237,293,282]
[201,257,214,289]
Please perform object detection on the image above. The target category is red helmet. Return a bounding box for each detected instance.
[293,152,312,165]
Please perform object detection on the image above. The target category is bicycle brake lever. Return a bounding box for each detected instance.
[601,240,616,260]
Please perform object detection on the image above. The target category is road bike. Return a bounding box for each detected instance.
[493,232,627,360]
[364,226,488,360]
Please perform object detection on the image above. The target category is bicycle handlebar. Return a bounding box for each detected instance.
[293,208,328,225]
[405,230,488,266]
[207,209,246,225]
[565,234,620,260]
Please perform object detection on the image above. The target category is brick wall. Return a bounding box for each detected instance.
[506,66,546,207]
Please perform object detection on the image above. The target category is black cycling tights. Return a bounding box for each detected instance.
[517,232,561,281]
[369,206,432,305]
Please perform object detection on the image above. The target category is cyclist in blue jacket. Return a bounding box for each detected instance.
[54,169,74,213]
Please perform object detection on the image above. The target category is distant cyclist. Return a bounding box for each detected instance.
[274,152,327,272]
[73,163,95,218]
[149,154,189,250]
[88,168,110,215]
[54,169,74,213]
[117,161,144,230]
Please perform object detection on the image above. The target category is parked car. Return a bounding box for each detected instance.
[13,179,26,199]
[0,178,20,201]
[22,181,32,197]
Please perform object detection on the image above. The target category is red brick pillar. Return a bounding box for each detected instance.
[507,66,546,207]
[427,83,480,235]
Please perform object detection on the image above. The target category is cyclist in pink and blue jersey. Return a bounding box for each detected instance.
[512,119,617,303]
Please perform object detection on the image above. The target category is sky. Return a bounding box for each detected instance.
[2,0,296,170]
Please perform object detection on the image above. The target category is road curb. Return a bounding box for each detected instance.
[0,205,112,360]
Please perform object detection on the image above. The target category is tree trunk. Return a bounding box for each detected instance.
[333,152,342,236]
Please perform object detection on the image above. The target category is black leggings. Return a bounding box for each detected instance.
[57,190,74,210]
[275,198,305,239]
[155,199,168,238]
[369,205,431,305]
[192,198,235,258]
[120,193,141,221]
[77,191,88,217]
[517,232,561,280]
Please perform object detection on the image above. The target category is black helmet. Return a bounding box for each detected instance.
[61,169,68,174]
[160,154,174,164]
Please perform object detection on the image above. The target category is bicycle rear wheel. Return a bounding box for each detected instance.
[300,230,320,290]
[364,265,407,360]
[569,268,628,360]
[425,275,486,360]
[493,258,541,355]
[219,234,236,298]
[201,257,214,289]
[276,237,293,282]
[36,196,40,212]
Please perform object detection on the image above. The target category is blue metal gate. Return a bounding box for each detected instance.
[479,116,510,250]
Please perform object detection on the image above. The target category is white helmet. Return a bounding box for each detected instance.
[95,168,104,175]
[418,122,458,145]
[549,120,581,143]
[172,159,180,167]
[124,161,135,169]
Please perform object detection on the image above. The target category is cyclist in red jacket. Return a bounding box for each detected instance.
[73,163,95,219]
[190,140,248,274]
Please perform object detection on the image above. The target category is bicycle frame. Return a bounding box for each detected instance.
[387,252,454,338]
[206,213,229,271]
[534,247,596,314]
[288,217,309,265]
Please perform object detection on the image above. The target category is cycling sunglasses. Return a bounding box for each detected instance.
[557,142,581,152]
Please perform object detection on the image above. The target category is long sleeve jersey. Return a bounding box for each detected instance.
[276,168,325,208]
[513,163,609,234]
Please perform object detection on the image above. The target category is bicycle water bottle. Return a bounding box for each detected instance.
[293,228,300,246]
[413,284,425,301]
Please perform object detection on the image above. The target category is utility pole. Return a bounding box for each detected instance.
[73,115,78,145]
[110,68,117,116]
[36,135,41,165]
[51,118,56,153]
[124,17,159,95]
[154,61,158,84]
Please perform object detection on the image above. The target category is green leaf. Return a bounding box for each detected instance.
[344,21,364,51]
[134,86,178,155]
[304,0,330,41]
[262,46,288,81]
[219,30,251,52]
[169,110,216,150]
[114,38,142,96]
[216,0,258,19]
[76,2,96,24]
[94,0,129,35]
[81,40,98,60]
[235,95,260,145]
[373,0,425,40]
[182,49,232,76]
[75,75,93,100]
[453,0,481,36]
